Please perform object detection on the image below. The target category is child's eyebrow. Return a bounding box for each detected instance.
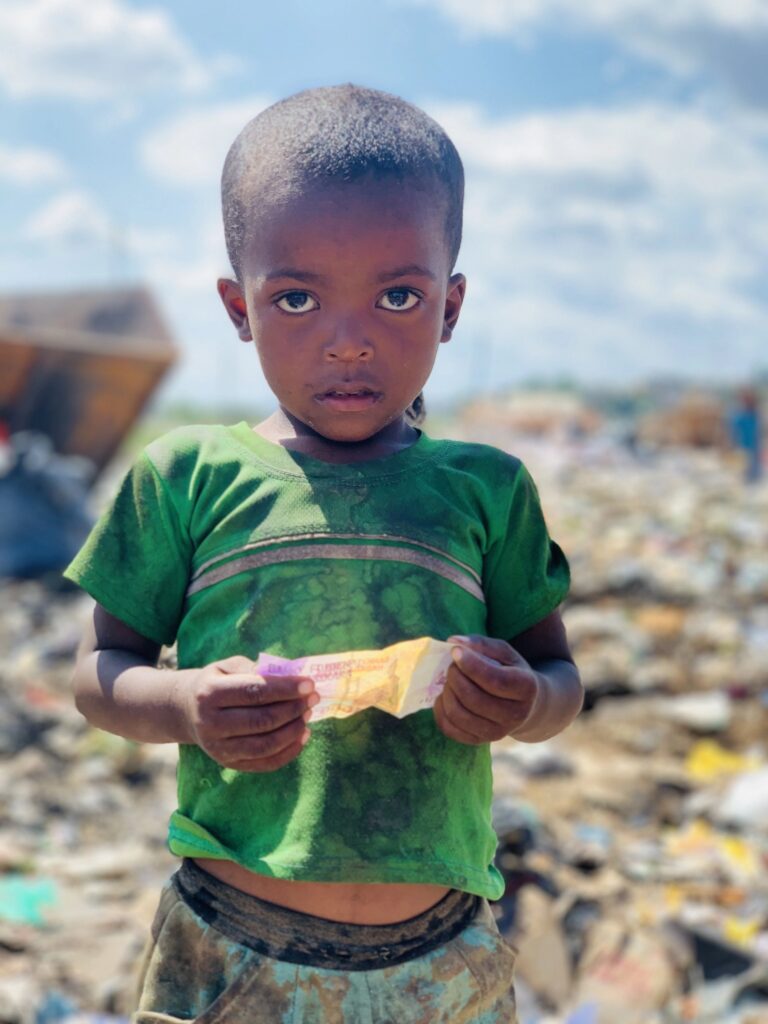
[265,268,325,283]
[262,264,437,284]
[377,264,437,283]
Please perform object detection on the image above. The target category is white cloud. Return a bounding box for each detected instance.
[151,97,768,403]
[136,98,768,399]
[22,190,113,247]
[407,0,768,36]
[407,0,768,107]
[435,101,768,214]
[424,100,768,385]
[140,96,273,186]
[139,219,228,289]
[0,143,67,184]
[10,95,768,406]
[125,227,178,259]
[20,189,185,267]
[0,0,228,101]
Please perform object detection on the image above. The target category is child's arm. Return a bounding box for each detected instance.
[433,610,582,744]
[72,603,317,772]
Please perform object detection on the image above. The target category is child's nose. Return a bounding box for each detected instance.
[324,320,373,361]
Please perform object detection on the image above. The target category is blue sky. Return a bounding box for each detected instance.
[2,0,768,409]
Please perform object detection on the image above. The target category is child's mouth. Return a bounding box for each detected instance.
[316,387,381,411]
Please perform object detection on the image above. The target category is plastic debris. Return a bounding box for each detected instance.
[713,768,768,830]
[3,404,768,1019]
[0,876,57,926]
[0,432,94,579]
[687,740,762,781]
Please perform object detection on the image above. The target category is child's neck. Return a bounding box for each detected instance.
[253,408,419,464]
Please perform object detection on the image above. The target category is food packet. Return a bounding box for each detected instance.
[253,636,453,721]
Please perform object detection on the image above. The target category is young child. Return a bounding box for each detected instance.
[66,84,583,1024]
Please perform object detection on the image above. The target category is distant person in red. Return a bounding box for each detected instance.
[729,387,763,482]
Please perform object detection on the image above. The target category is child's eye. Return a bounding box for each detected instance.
[377,288,420,311]
[275,291,318,313]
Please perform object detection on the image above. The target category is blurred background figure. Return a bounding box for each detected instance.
[729,387,763,483]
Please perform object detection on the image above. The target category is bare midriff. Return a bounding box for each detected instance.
[192,857,450,925]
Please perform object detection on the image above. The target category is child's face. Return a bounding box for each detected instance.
[219,178,465,447]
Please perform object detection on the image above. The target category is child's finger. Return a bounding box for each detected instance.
[218,716,309,765]
[208,673,315,708]
[433,694,487,746]
[446,665,512,723]
[214,695,315,738]
[450,647,535,702]
[439,683,504,743]
[447,634,522,667]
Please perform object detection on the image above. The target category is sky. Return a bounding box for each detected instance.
[2,0,768,410]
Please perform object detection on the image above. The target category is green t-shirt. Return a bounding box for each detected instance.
[65,423,570,899]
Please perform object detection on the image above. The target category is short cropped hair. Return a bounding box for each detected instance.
[221,84,464,280]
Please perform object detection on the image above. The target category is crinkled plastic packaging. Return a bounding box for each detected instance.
[253,636,453,721]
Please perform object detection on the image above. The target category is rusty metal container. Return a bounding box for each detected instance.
[0,286,177,478]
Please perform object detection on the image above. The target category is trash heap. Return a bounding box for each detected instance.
[0,433,95,581]
[0,429,767,1023]
[0,576,180,1024]
[487,433,768,1024]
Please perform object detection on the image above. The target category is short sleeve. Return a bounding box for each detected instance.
[483,462,570,641]
[63,451,192,646]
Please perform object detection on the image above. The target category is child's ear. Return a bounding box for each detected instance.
[441,273,466,344]
[218,278,253,342]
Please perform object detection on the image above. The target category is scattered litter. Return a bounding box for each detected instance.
[687,740,761,781]
[0,876,57,926]
[3,413,768,1019]
[663,692,733,733]
[713,768,768,830]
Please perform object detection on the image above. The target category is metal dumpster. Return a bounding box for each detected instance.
[0,286,178,479]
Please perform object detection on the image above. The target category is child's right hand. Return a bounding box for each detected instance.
[180,656,318,772]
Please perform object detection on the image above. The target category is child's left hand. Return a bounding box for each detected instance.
[433,634,539,744]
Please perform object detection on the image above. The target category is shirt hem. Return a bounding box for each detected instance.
[168,828,504,901]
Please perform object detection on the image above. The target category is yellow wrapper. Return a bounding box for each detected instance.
[253,637,453,720]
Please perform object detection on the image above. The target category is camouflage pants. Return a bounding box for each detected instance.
[132,860,518,1023]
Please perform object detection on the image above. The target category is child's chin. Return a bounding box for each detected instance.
[322,425,380,444]
[316,420,390,446]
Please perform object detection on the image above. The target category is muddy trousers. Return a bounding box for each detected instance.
[133,860,518,1024]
